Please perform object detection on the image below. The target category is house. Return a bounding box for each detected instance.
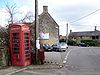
[31,6,59,46]
[68,27,100,44]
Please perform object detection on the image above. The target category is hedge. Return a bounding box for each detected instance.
[81,40,97,46]
[67,40,77,46]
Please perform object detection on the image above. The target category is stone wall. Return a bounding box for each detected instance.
[0,47,9,67]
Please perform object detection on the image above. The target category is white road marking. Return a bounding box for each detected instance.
[64,57,67,60]
[63,49,72,63]
[63,60,67,64]
[65,50,72,60]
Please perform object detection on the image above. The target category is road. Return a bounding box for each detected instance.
[65,46,100,75]
[3,46,100,75]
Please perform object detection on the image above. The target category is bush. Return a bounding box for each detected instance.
[0,27,10,67]
[67,40,77,46]
[81,40,97,46]
[59,39,66,43]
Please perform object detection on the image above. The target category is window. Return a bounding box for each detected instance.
[96,36,99,39]
[92,36,99,40]
[12,33,19,53]
[92,36,95,39]
[24,32,30,60]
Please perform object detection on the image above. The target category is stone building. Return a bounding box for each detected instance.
[31,6,59,46]
[68,28,100,44]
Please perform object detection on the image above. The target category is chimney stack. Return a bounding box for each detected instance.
[94,26,97,31]
[43,6,48,13]
[70,30,72,33]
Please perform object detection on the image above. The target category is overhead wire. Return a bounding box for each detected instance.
[70,8,100,24]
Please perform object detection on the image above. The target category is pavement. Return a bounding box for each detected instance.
[0,52,68,75]
[0,65,57,75]
[0,66,25,75]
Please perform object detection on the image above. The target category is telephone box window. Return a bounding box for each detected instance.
[24,32,30,60]
[12,33,19,53]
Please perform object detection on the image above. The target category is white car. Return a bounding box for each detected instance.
[59,43,68,52]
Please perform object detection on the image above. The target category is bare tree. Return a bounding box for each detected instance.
[5,4,18,24]
[5,3,34,24]
[19,11,34,23]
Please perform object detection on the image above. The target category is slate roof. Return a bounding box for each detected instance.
[69,30,100,37]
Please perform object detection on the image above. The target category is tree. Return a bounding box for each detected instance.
[5,3,34,24]
[5,4,18,24]
[19,11,34,23]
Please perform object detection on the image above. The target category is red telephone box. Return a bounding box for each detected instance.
[9,24,31,66]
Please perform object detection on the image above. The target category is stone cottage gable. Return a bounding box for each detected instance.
[37,6,59,45]
[38,6,59,37]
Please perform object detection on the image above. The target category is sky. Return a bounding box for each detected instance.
[0,0,100,36]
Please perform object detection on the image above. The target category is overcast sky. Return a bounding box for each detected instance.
[0,0,100,35]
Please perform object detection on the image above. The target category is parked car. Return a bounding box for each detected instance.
[77,43,89,47]
[43,44,51,52]
[51,43,61,52]
[59,43,68,52]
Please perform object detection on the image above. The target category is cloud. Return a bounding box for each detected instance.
[43,0,100,35]
[0,8,9,26]
[1,0,100,35]
[0,5,34,27]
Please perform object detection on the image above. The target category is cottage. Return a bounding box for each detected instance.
[68,28,100,44]
[31,6,59,46]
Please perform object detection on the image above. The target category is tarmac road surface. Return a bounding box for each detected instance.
[65,46,100,75]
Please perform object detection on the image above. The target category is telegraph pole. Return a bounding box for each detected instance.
[35,0,39,64]
[66,23,68,43]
